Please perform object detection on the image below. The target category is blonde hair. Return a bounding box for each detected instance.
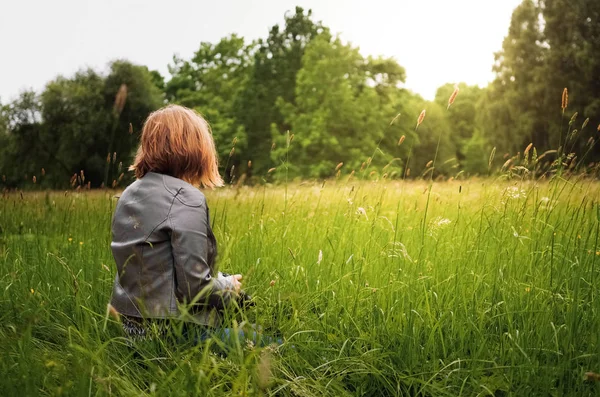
[130,105,224,188]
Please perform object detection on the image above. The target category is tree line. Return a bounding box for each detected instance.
[1,1,599,189]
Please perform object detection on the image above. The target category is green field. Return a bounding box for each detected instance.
[1,178,600,396]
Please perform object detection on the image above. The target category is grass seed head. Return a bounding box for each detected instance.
[569,112,578,125]
[247,160,252,168]
[561,87,568,110]
[389,113,401,126]
[416,110,426,130]
[335,162,343,171]
[426,160,433,168]
[114,84,128,115]
[524,143,533,155]
[129,123,133,134]
[447,85,459,109]
[488,147,496,169]
[398,135,406,146]
[32,176,36,184]
[41,168,45,176]
[268,167,276,174]
[582,118,589,129]
[256,350,273,390]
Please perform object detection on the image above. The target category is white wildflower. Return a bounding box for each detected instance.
[504,186,527,200]
[433,217,452,227]
[539,196,556,210]
[428,217,452,237]
[356,207,368,220]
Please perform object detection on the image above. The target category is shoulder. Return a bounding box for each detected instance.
[160,173,206,208]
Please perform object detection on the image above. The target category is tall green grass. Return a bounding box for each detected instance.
[1,177,600,396]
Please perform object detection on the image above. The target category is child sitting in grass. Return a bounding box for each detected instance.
[109,105,268,347]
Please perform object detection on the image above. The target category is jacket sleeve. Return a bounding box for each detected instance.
[169,196,235,310]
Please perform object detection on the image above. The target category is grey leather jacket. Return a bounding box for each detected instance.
[110,172,235,326]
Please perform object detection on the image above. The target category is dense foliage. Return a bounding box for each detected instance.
[1,2,599,188]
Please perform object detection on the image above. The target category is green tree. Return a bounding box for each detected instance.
[273,35,414,180]
[406,99,456,178]
[166,35,251,180]
[235,7,325,175]
[434,83,488,174]
[541,0,600,162]
[0,91,46,188]
[481,0,548,160]
[481,0,600,169]
[104,61,164,185]
[4,61,165,189]
[366,56,413,179]
[461,130,490,175]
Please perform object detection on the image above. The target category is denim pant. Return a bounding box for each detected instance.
[122,315,282,349]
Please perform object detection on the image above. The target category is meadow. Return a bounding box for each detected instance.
[1,176,600,396]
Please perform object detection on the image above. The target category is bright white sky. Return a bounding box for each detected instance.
[0,0,522,102]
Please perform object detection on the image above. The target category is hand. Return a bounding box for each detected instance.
[230,274,242,293]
